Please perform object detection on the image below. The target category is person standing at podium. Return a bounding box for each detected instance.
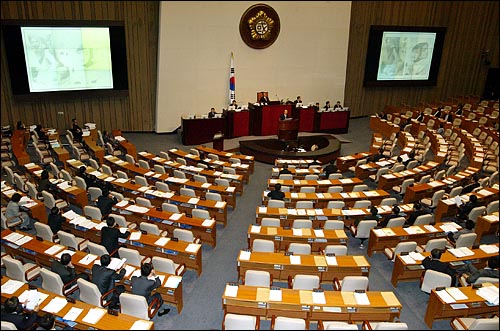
[260,94,270,105]
[280,109,289,120]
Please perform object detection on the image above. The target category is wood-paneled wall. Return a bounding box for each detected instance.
[1,1,498,131]
[345,1,499,117]
[1,1,159,132]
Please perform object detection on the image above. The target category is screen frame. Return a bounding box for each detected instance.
[1,19,129,101]
[363,25,446,88]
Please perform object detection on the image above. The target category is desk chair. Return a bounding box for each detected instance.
[486,200,499,214]
[88,242,114,257]
[386,217,405,228]
[328,173,343,180]
[379,197,397,206]
[136,197,152,208]
[13,173,28,193]
[420,190,445,210]
[134,175,149,187]
[215,178,230,187]
[77,278,115,308]
[180,187,196,197]
[109,213,137,230]
[161,202,180,213]
[192,209,210,220]
[159,151,170,160]
[349,159,367,173]
[268,199,285,208]
[296,200,314,208]
[3,255,40,283]
[450,316,499,330]
[361,321,408,330]
[252,239,275,253]
[413,214,433,226]
[279,174,293,180]
[300,186,316,193]
[243,270,272,287]
[116,170,128,180]
[384,241,417,262]
[34,222,58,243]
[318,321,359,330]
[416,238,447,253]
[174,170,186,179]
[0,322,17,330]
[101,164,114,176]
[352,184,369,192]
[155,181,170,192]
[140,222,168,237]
[322,245,348,256]
[119,292,161,321]
[138,159,150,170]
[369,167,389,183]
[333,276,369,291]
[468,206,486,223]
[152,256,186,276]
[392,178,414,197]
[41,190,69,210]
[350,220,377,248]
[88,158,100,171]
[292,219,312,229]
[323,220,344,230]
[223,313,260,330]
[84,205,102,221]
[288,274,320,290]
[1,210,23,230]
[450,232,477,249]
[125,154,137,165]
[447,186,463,198]
[287,243,312,255]
[173,228,201,244]
[154,164,166,174]
[57,230,89,251]
[88,187,102,205]
[194,174,208,183]
[271,316,307,330]
[327,186,343,193]
[327,201,345,209]
[420,269,452,294]
[353,200,371,209]
[40,267,79,297]
[261,217,280,227]
[118,247,151,267]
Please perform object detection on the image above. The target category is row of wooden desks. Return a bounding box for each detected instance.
[255,203,416,229]
[336,152,372,172]
[1,229,184,312]
[1,182,48,223]
[377,161,440,191]
[267,177,364,193]
[1,276,154,330]
[275,158,323,169]
[247,224,348,252]
[355,158,397,180]
[196,145,255,173]
[262,190,391,209]
[237,250,369,284]
[137,152,245,195]
[391,243,499,288]
[475,212,499,243]
[270,166,323,179]
[222,284,402,327]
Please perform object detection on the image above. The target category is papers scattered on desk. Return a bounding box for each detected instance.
[125,205,149,214]
[164,275,182,289]
[297,209,307,216]
[224,284,239,297]
[226,186,236,192]
[185,243,200,253]
[316,193,325,198]
[1,279,24,294]
[168,213,182,221]
[137,186,149,192]
[62,307,83,322]
[269,288,282,301]
[476,285,499,305]
[476,189,492,196]
[114,178,128,183]
[354,292,370,305]
[448,247,475,258]
[479,244,499,254]
[79,253,98,265]
[82,307,106,324]
[400,255,416,265]
[43,297,68,313]
[202,218,215,227]
[129,231,142,241]
[19,290,49,310]
[424,225,438,232]
[342,209,365,216]
[291,193,299,199]
[338,178,353,184]
[312,291,326,304]
[409,252,425,261]
[446,287,468,301]
[239,250,251,261]
[364,191,379,197]
[24,162,36,168]
[62,210,80,220]
[373,229,386,237]
[314,229,325,238]
[4,232,24,243]
[201,182,211,188]
[440,223,461,233]
[290,255,301,265]
[57,181,72,190]
[14,235,33,246]
[436,288,456,304]
[215,201,226,208]
[44,244,65,256]
[154,237,170,246]
[187,198,200,204]
[130,320,153,330]
[250,225,261,233]
[104,176,116,182]
[382,228,396,236]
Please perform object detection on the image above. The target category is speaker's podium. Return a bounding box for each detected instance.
[278,118,299,141]
[212,131,224,151]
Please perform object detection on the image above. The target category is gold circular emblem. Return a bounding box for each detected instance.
[240,4,280,49]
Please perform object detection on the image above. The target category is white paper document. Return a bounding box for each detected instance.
[446,287,468,301]
[79,253,98,265]
[354,292,370,305]
[202,219,215,227]
[44,244,65,256]
[1,279,25,294]
[436,289,456,304]
[239,250,251,261]
[250,225,261,233]
[154,237,170,246]
[224,284,239,297]
[290,255,301,265]
[62,307,83,321]
[164,275,182,288]
[130,320,153,330]
[82,307,106,324]
[42,297,68,313]
[129,231,142,241]
[325,256,338,265]
[269,289,282,301]
[312,291,327,304]
[185,243,200,253]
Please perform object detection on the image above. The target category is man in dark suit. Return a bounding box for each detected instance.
[71,118,83,142]
[279,109,289,120]
[278,164,292,175]
[323,160,338,178]
[456,255,499,285]
[294,96,302,105]
[422,248,457,286]
[443,111,453,123]
[1,296,39,330]
[260,95,270,105]
[96,188,118,218]
[461,174,480,194]
[208,107,217,118]
[131,262,170,317]
[379,205,404,228]
[267,183,285,201]
[51,253,89,286]
[433,107,443,118]
[406,202,430,226]
[92,254,126,309]
[48,206,64,235]
[457,194,481,222]
[415,111,425,122]
[101,217,130,257]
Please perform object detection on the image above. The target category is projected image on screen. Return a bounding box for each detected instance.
[21,27,113,92]
[377,32,436,81]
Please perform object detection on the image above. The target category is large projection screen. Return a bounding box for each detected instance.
[21,27,113,92]
[377,31,436,81]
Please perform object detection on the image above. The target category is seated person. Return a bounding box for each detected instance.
[267,183,285,201]
[279,163,292,175]
[6,193,32,231]
[35,124,48,141]
[403,151,416,168]
[16,121,26,130]
[371,147,385,162]
[406,202,430,226]
[260,94,270,105]
[51,253,90,287]
[323,100,331,111]
[379,205,403,228]
[78,166,95,189]
[461,174,480,194]
[457,194,480,222]
[448,219,475,243]
[37,170,52,196]
[280,109,289,120]
[131,262,170,317]
[294,96,302,105]
[323,160,338,178]
[48,206,64,235]
[37,313,57,331]
[333,100,343,110]
[1,296,40,330]
[377,111,388,120]
[229,99,238,109]
[313,102,321,111]
[456,255,499,285]
[422,248,457,286]
[415,111,425,122]
[310,158,321,165]
[96,188,118,218]
[443,111,453,123]
[71,118,83,142]
[92,254,126,309]
[102,130,120,149]
[354,206,380,227]
[208,107,217,118]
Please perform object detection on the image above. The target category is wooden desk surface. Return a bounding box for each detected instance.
[1,277,154,330]
[1,182,48,223]
[196,145,255,172]
[267,177,364,193]
[336,152,372,172]
[475,212,499,242]
[434,187,499,222]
